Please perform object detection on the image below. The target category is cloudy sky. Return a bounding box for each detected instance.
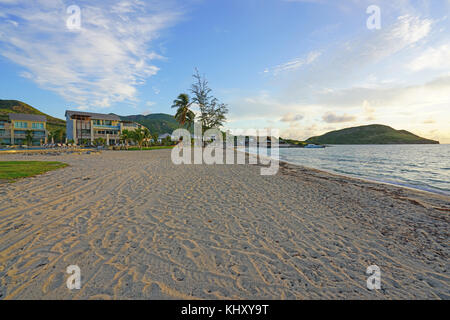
[0,0,449,142]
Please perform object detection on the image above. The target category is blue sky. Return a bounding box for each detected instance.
[0,0,449,142]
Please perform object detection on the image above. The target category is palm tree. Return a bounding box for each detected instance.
[153,132,159,145]
[185,109,196,130]
[120,129,131,149]
[142,127,151,147]
[93,137,106,147]
[131,128,145,150]
[47,131,54,144]
[25,130,33,146]
[172,93,194,127]
[56,128,64,143]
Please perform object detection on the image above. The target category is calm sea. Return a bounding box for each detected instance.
[253,145,450,196]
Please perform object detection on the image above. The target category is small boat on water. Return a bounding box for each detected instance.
[304,144,325,149]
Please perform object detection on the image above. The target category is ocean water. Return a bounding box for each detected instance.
[253,145,450,196]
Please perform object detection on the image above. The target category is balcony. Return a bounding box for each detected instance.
[13,131,46,138]
[93,124,120,130]
[94,133,119,138]
[122,123,139,128]
[12,133,27,139]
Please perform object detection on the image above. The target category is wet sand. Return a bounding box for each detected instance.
[0,149,449,299]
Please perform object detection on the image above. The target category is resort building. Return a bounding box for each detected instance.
[0,113,47,145]
[158,133,173,143]
[65,110,143,145]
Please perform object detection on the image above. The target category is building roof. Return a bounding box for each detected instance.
[9,113,47,122]
[65,110,120,121]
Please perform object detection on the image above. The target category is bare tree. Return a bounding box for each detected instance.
[190,69,228,131]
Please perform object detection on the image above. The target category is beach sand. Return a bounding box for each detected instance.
[0,149,448,299]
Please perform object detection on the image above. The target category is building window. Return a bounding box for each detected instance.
[14,121,28,129]
[34,131,45,138]
[32,123,44,129]
[81,122,91,129]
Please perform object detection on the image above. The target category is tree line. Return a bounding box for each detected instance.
[118,127,173,149]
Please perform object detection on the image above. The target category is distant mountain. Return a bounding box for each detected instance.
[120,113,190,134]
[0,99,66,132]
[306,124,439,145]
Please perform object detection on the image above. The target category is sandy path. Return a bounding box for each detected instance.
[0,150,448,299]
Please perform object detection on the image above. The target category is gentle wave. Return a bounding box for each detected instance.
[248,145,450,196]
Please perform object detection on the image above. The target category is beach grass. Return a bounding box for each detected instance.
[0,161,68,181]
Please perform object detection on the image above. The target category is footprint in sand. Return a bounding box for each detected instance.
[143,283,166,299]
[182,240,196,250]
[172,267,185,281]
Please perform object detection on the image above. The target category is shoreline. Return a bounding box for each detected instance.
[239,147,450,198]
[276,159,450,212]
[238,148,449,212]
[278,157,450,198]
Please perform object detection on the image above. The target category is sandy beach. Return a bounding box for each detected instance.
[0,149,449,300]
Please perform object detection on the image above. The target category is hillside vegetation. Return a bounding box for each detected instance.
[0,100,66,132]
[120,113,191,134]
[306,124,439,145]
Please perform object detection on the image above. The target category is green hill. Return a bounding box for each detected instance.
[120,113,190,134]
[0,99,66,132]
[306,124,439,145]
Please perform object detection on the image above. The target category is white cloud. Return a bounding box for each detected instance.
[314,75,450,109]
[152,86,161,95]
[280,113,304,122]
[266,51,321,75]
[408,44,450,71]
[0,0,182,109]
[322,112,356,123]
[299,15,433,88]
[363,100,376,120]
